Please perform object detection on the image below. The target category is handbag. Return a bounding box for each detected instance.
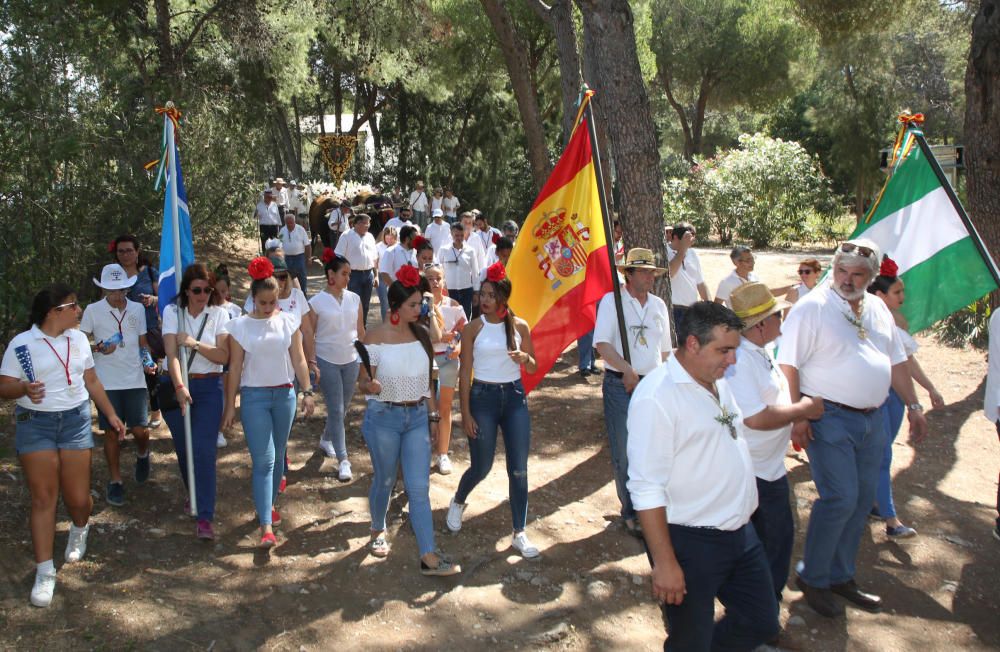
[159,313,209,412]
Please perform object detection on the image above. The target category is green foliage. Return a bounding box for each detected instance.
[930,299,991,350]
[664,133,840,247]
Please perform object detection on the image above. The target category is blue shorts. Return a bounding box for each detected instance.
[435,353,459,389]
[15,401,94,456]
[99,388,149,430]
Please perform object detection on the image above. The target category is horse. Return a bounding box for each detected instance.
[309,193,340,250]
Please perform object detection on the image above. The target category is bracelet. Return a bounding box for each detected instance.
[428,411,441,420]
[302,389,315,397]
[175,384,185,390]
[428,415,441,423]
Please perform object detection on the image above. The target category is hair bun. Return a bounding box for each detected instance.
[248,256,274,281]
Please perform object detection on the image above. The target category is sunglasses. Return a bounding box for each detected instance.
[797,269,814,275]
[839,242,875,258]
[54,301,78,311]
[274,273,290,281]
[189,287,213,295]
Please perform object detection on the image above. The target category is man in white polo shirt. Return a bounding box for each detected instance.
[334,213,379,327]
[594,248,672,536]
[778,238,928,618]
[628,301,778,650]
[255,189,281,254]
[666,222,710,332]
[424,209,452,253]
[278,212,312,295]
[726,282,823,604]
[438,221,482,318]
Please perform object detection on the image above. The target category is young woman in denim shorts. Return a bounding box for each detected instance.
[0,284,125,608]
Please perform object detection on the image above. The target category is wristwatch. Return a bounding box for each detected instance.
[192,341,200,352]
[302,389,315,397]
[907,403,924,412]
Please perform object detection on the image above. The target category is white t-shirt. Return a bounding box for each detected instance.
[1,326,95,411]
[666,245,705,307]
[424,220,452,253]
[220,301,243,321]
[162,304,232,375]
[243,288,311,323]
[777,284,907,410]
[383,216,413,232]
[985,310,1000,421]
[334,229,378,271]
[378,244,416,279]
[593,290,671,376]
[79,298,147,391]
[442,195,461,218]
[726,337,791,481]
[433,301,468,354]
[626,355,757,530]
[309,290,361,365]
[278,224,310,256]
[409,190,429,212]
[715,270,759,308]
[256,200,281,226]
[367,340,431,403]
[224,312,300,387]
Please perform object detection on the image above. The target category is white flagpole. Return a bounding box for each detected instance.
[165,102,197,516]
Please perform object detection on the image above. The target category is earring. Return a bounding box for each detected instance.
[496,306,508,319]
[390,311,400,325]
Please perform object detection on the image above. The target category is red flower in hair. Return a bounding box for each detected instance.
[321,247,336,264]
[396,264,421,288]
[491,232,501,245]
[107,240,116,254]
[486,262,506,283]
[879,256,899,278]
[248,256,274,281]
[412,235,429,250]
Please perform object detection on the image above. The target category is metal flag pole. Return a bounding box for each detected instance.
[165,102,197,516]
[582,88,631,365]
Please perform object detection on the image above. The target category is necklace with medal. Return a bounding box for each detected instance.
[628,297,650,347]
[842,295,867,340]
[709,382,738,440]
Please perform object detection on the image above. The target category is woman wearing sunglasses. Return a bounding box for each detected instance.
[162,264,232,541]
[1,285,125,607]
[787,258,822,308]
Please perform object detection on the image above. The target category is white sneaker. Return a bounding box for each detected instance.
[338,459,353,481]
[446,498,467,532]
[65,523,89,563]
[30,570,57,607]
[319,440,336,458]
[436,454,453,475]
[216,432,227,448]
[512,531,540,559]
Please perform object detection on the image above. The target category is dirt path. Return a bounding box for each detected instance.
[0,243,997,651]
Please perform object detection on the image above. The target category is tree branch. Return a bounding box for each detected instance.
[175,0,234,63]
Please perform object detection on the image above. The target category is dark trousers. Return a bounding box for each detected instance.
[661,523,779,651]
[672,305,690,336]
[349,269,374,327]
[450,287,474,320]
[750,475,794,602]
[995,422,1000,528]
[161,376,223,521]
[259,224,279,253]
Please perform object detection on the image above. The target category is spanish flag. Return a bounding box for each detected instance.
[508,96,613,393]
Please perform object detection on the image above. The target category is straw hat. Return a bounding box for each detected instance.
[730,282,790,329]
[93,263,137,291]
[616,248,666,276]
[273,178,286,185]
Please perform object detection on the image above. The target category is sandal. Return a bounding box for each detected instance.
[421,551,462,576]
[370,534,390,558]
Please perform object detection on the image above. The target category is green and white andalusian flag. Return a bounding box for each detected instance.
[849,123,998,333]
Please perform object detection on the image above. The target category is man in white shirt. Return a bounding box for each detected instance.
[424,209,452,253]
[379,225,418,288]
[438,221,482,318]
[666,222,710,331]
[715,245,759,308]
[472,213,502,254]
[272,178,289,217]
[289,181,311,227]
[726,282,823,603]
[627,301,778,651]
[459,212,489,272]
[778,238,928,618]
[594,248,672,536]
[255,189,281,254]
[334,213,379,327]
[384,206,415,232]
[278,213,312,295]
[326,200,352,251]
[442,187,461,221]
[985,309,1000,542]
[408,180,429,229]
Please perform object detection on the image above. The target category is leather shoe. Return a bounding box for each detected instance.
[795,575,844,618]
[831,580,882,612]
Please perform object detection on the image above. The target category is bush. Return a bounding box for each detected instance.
[930,299,991,350]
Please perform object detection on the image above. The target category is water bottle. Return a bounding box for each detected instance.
[140,347,156,370]
[99,332,124,351]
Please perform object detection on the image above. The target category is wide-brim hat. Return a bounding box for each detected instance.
[93,263,137,290]
[731,282,790,329]
[273,177,286,185]
[617,247,666,276]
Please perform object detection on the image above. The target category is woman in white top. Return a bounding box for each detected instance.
[309,252,364,480]
[214,265,244,321]
[868,257,945,539]
[445,263,541,559]
[357,264,460,576]
[223,258,315,549]
[786,258,822,307]
[1,284,125,607]
[375,226,398,321]
[162,264,232,542]
[423,263,466,475]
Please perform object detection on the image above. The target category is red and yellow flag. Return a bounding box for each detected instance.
[508,97,612,393]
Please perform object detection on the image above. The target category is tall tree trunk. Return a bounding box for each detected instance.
[481,0,553,192]
[581,24,616,215]
[964,0,1000,308]
[527,0,582,147]
[397,85,409,187]
[291,94,303,176]
[577,0,669,305]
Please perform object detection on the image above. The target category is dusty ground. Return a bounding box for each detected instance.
[0,240,998,651]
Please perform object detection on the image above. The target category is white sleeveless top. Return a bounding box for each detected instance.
[472,316,522,383]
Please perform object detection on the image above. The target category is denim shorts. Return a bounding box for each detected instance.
[15,401,94,456]
[435,353,459,389]
[99,388,149,430]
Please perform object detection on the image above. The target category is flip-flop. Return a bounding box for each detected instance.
[370,535,390,558]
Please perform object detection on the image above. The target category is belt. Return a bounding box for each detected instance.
[805,394,877,415]
[606,369,645,381]
[188,372,223,379]
[380,399,424,407]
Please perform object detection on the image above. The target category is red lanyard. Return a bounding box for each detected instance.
[109,309,126,337]
[43,338,72,386]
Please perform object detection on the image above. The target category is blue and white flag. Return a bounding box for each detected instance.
[156,115,194,316]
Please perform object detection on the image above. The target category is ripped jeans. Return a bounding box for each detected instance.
[455,379,532,531]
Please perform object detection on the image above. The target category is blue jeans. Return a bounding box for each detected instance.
[750,475,794,601]
[317,357,360,461]
[240,386,297,526]
[376,278,389,321]
[285,253,307,296]
[577,329,595,371]
[362,400,435,555]
[455,380,532,531]
[449,287,473,320]
[800,402,885,588]
[602,372,634,520]
[672,305,690,336]
[413,210,428,230]
[348,269,374,328]
[876,388,905,519]
[162,376,223,521]
[662,523,779,651]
